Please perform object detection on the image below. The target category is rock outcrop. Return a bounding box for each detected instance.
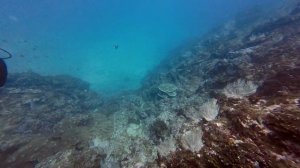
[1,2,300,168]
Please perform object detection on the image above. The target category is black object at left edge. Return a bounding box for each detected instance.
[0,58,7,87]
[0,48,12,87]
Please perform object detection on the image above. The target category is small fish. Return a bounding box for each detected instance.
[113,44,119,50]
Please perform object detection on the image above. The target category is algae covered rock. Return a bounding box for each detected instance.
[150,119,169,144]
[157,83,178,98]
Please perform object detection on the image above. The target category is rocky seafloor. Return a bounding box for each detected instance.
[1,2,300,168]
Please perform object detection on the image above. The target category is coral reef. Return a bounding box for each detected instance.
[159,68,300,167]
[0,72,107,168]
[1,2,300,168]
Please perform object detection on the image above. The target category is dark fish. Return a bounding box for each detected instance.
[114,44,119,50]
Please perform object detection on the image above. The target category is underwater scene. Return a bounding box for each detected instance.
[0,0,300,167]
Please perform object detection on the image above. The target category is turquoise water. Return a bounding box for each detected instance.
[0,0,279,95]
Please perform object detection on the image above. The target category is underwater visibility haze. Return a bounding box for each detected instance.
[0,0,278,94]
[1,0,300,167]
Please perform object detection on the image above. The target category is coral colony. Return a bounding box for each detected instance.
[0,1,300,168]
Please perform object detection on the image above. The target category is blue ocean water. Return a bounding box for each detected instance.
[0,0,280,95]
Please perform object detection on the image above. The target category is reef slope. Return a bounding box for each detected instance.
[0,2,300,168]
